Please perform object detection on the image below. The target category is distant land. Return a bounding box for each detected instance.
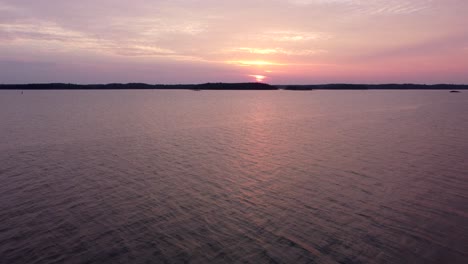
[0,83,467,90]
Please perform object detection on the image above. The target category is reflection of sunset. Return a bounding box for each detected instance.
[249,75,266,82]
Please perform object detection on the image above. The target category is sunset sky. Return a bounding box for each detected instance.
[1,0,467,84]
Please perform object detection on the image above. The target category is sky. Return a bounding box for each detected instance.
[0,0,467,84]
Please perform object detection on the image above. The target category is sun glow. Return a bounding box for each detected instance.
[227,60,284,66]
[249,75,266,82]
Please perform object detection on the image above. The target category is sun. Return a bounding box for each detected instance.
[249,75,266,82]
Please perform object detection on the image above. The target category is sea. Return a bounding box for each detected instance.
[0,90,467,263]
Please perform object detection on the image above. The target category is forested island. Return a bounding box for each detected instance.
[0,83,467,90]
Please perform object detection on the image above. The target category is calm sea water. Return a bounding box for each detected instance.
[0,90,467,263]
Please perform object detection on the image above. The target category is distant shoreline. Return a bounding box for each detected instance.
[0,83,467,90]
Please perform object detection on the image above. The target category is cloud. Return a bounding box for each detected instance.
[261,30,330,42]
[0,18,204,58]
[226,60,286,67]
[228,47,327,56]
[287,0,434,15]
[357,33,468,62]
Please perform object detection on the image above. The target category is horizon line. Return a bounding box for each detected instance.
[1,82,468,86]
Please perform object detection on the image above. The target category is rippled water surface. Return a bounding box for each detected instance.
[0,90,467,263]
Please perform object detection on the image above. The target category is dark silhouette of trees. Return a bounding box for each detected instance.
[0,83,466,90]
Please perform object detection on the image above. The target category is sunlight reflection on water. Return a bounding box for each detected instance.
[0,90,467,263]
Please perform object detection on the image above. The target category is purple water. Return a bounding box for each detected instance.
[0,90,467,263]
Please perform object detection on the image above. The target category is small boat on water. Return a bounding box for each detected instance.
[450,90,461,93]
